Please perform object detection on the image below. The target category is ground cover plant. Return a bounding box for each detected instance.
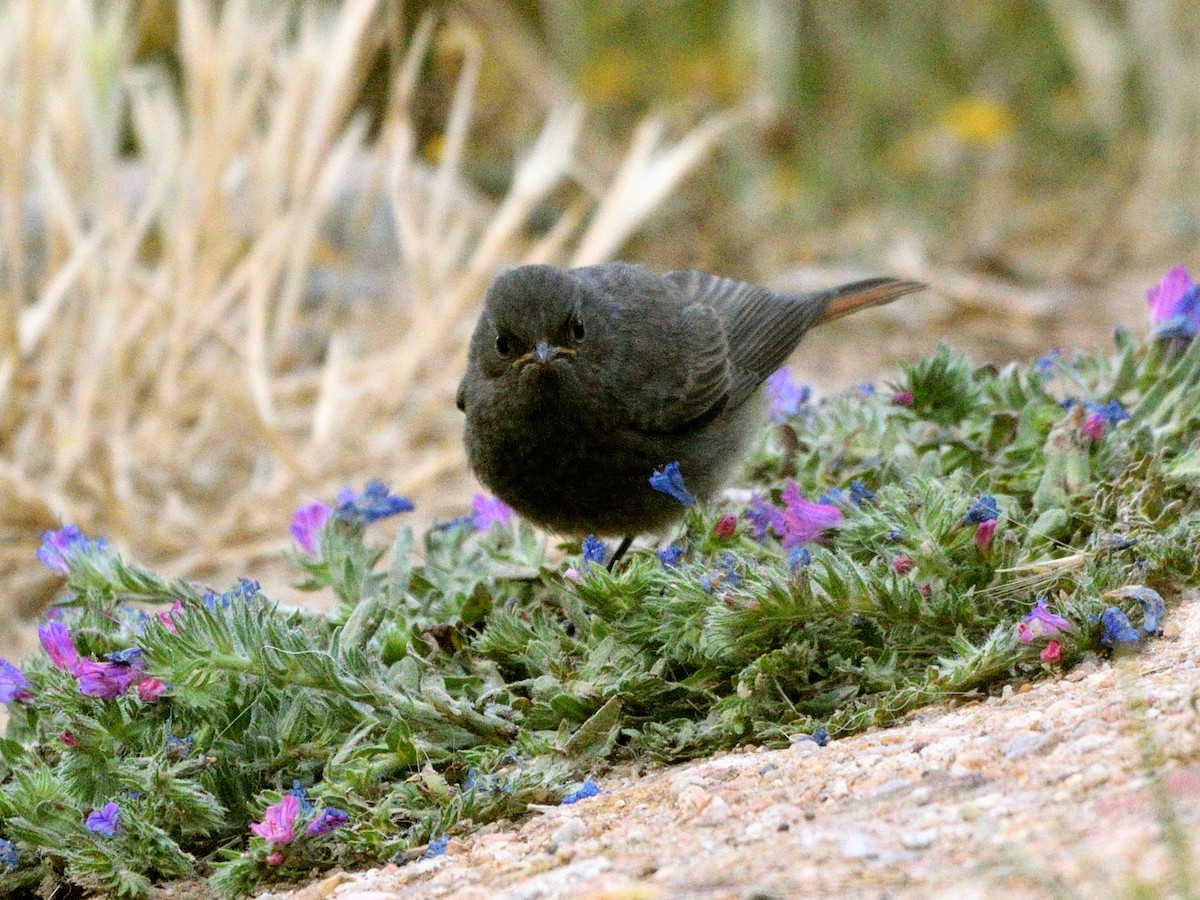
[0,269,1195,897]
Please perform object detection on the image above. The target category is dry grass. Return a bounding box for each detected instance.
[0,0,752,622]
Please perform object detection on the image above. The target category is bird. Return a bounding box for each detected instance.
[456,262,924,565]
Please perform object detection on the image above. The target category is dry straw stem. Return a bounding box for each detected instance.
[0,0,746,620]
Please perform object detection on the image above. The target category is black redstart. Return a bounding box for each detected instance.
[457,262,923,561]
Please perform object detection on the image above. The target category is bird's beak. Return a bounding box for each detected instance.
[513,341,576,368]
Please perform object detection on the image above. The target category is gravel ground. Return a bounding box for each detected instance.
[265,594,1200,900]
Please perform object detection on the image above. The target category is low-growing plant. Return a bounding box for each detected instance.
[0,268,1197,897]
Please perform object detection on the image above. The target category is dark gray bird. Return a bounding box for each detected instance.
[456,262,924,560]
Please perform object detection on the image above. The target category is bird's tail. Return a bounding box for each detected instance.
[813,278,927,326]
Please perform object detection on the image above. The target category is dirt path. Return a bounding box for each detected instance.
[272,594,1200,900]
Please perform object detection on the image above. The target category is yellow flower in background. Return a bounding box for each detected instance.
[941,97,1015,146]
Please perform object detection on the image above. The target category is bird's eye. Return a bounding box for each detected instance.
[570,317,585,343]
[495,334,511,357]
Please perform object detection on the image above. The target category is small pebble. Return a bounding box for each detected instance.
[900,828,938,850]
[698,795,732,826]
[551,817,588,846]
[840,832,876,859]
[1002,731,1051,760]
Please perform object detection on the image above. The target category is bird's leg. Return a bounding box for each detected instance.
[607,535,633,571]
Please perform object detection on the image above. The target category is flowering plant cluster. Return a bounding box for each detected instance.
[0,271,1193,898]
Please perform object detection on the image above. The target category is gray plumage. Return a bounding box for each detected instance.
[456,262,923,538]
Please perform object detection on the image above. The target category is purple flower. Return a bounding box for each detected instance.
[37,525,107,575]
[1036,349,1061,375]
[290,502,330,555]
[250,795,299,845]
[1016,598,1072,643]
[472,494,515,531]
[305,807,349,837]
[1100,607,1140,648]
[778,482,843,549]
[1147,266,1200,339]
[561,779,600,804]
[85,802,120,838]
[745,494,784,541]
[658,545,684,568]
[765,368,810,422]
[0,661,31,703]
[74,657,144,699]
[649,462,697,506]
[960,495,999,526]
[334,481,414,525]
[581,535,607,570]
[38,621,79,672]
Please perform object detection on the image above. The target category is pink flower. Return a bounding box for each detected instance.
[1147,266,1200,338]
[266,851,284,866]
[38,621,79,672]
[1081,412,1105,442]
[778,482,843,549]
[290,502,331,555]
[891,390,914,406]
[714,514,737,541]
[891,556,915,575]
[974,519,997,551]
[250,794,299,845]
[59,731,77,747]
[137,678,168,702]
[157,600,184,634]
[563,567,581,583]
[1040,640,1062,664]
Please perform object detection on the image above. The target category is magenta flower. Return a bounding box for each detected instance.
[1016,598,1072,643]
[1147,266,1200,339]
[1081,412,1105,442]
[157,600,184,634]
[472,494,515,531]
[1040,640,1062,664]
[250,794,299,845]
[37,525,106,575]
[86,802,120,837]
[305,807,349,837]
[891,390,914,406]
[137,678,168,703]
[891,556,915,575]
[974,519,997,551]
[59,731,78,747]
[765,368,810,422]
[778,482,843,549]
[714,514,737,541]
[290,502,331,555]
[74,658,144,699]
[37,621,79,672]
[0,660,32,703]
[266,851,284,866]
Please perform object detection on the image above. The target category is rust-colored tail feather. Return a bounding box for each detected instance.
[815,278,927,326]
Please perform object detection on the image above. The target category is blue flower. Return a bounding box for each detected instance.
[1099,607,1140,648]
[306,807,349,837]
[788,547,812,571]
[960,495,999,526]
[1113,586,1166,635]
[649,462,697,506]
[0,838,17,871]
[37,525,108,575]
[288,780,315,815]
[420,835,449,859]
[1036,349,1061,375]
[86,802,120,838]
[203,578,260,610]
[106,647,144,666]
[334,481,414,525]
[165,734,193,760]
[658,545,684,568]
[561,779,600,804]
[849,481,876,505]
[580,535,607,572]
[811,726,829,747]
[745,494,783,541]
[765,368,810,422]
[856,383,875,396]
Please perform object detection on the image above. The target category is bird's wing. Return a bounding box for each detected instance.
[627,301,732,434]
[665,270,924,406]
